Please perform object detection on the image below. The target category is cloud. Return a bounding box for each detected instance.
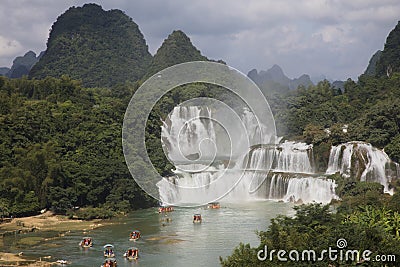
[0,36,23,58]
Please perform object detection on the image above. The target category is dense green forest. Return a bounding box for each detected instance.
[0,76,155,218]
[4,64,400,219]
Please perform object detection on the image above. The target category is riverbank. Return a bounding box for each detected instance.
[0,211,112,266]
[0,251,55,266]
[0,211,107,233]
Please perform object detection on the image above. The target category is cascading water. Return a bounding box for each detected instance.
[161,106,217,163]
[240,107,275,145]
[263,173,337,203]
[284,177,338,204]
[157,105,339,205]
[326,144,353,177]
[274,141,314,173]
[326,141,397,194]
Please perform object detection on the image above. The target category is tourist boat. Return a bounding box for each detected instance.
[193,214,202,223]
[79,237,93,248]
[158,206,174,213]
[129,230,141,241]
[103,244,115,258]
[208,202,220,209]
[101,257,117,267]
[55,259,71,265]
[123,247,139,260]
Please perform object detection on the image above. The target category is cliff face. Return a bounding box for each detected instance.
[375,21,400,77]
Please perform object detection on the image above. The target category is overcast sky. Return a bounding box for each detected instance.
[1,0,399,81]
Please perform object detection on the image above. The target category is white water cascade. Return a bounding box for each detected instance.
[274,141,314,173]
[326,141,398,194]
[284,177,338,204]
[265,174,338,204]
[157,105,339,205]
[161,106,217,164]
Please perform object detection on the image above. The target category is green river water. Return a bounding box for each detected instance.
[3,201,293,267]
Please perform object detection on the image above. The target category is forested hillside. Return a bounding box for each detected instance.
[376,21,400,77]
[29,4,152,87]
[145,30,208,78]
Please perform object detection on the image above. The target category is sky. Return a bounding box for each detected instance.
[0,0,399,81]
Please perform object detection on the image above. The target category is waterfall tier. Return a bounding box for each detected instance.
[157,171,337,205]
[275,141,314,173]
[238,141,314,174]
[326,141,398,194]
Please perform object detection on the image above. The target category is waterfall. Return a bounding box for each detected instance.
[267,174,290,199]
[326,141,397,194]
[274,141,314,173]
[234,141,313,173]
[161,106,217,163]
[158,105,339,206]
[240,107,275,145]
[284,177,338,204]
[236,147,275,170]
[326,143,353,177]
[262,173,337,204]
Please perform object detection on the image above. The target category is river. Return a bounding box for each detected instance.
[3,201,293,267]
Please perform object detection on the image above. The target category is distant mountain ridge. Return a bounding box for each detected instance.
[0,51,42,78]
[0,67,9,76]
[3,3,388,89]
[248,64,314,95]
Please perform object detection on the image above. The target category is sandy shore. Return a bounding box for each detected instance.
[0,251,26,262]
[0,211,111,266]
[0,211,106,233]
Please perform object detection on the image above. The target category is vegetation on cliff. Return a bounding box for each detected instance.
[29,4,152,87]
